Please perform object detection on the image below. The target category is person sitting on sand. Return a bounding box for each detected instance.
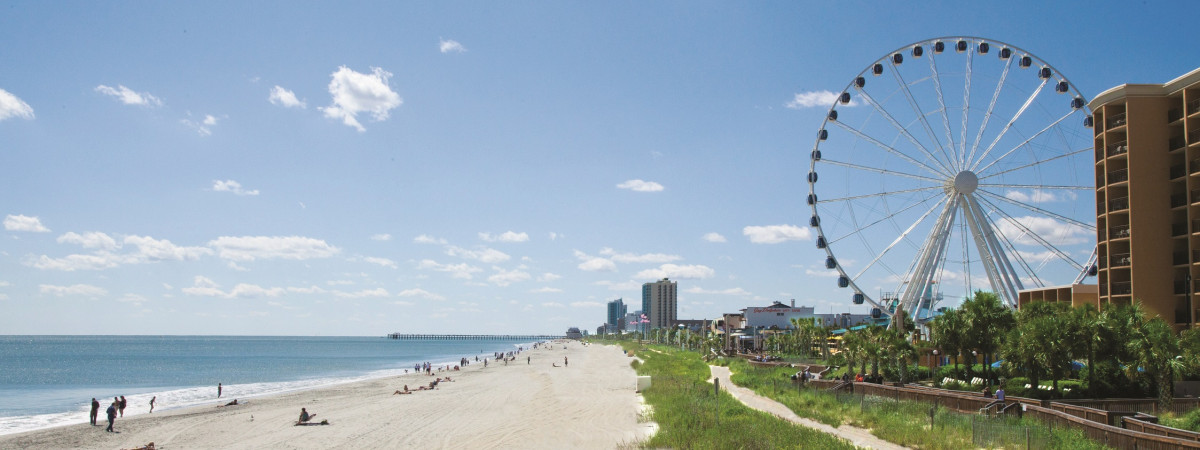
[393,389,412,395]
[299,407,315,423]
[222,399,239,406]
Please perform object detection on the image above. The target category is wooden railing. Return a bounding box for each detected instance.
[839,382,1200,449]
[1124,415,1200,442]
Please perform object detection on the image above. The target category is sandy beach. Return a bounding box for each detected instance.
[0,341,651,449]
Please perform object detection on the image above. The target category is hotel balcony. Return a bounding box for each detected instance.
[1107,141,1129,157]
[1111,281,1132,296]
[1109,225,1131,239]
[1112,253,1132,267]
[1108,113,1127,129]
[1109,197,1130,211]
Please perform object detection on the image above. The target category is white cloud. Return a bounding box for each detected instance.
[446,245,510,263]
[414,234,447,245]
[57,231,118,250]
[617,179,664,192]
[702,232,727,243]
[4,214,50,232]
[0,88,34,121]
[684,287,751,296]
[541,302,565,308]
[208,236,340,262]
[743,224,811,244]
[531,287,563,293]
[125,235,212,261]
[27,253,122,271]
[599,248,681,264]
[993,216,1091,246]
[548,232,561,241]
[362,256,398,268]
[335,288,389,299]
[439,39,467,53]
[40,284,107,297]
[635,264,715,280]
[570,301,602,308]
[1004,190,1077,203]
[181,114,220,136]
[212,179,260,196]
[95,85,162,107]
[537,272,562,282]
[594,280,643,291]
[269,85,306,108]
[397,288,445,301]
[479,231,529,243]
[370,234,392,241]
[805,269,841,278]
[29,234,210,271]
[183,278,286,299]
[320,66,402,132]
[574,250,616,272]
[785,90,856,109]
[287,285,328,295]
[417,259,482,279]
[489,267,530,287]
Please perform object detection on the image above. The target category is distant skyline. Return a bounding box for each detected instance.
[2,1,1199,335]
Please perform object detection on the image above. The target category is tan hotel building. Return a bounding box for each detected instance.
[1090,66,1200,329]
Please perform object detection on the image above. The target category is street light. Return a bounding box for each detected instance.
[931,349,940,383]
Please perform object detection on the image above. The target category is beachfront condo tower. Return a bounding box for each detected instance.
[1091,66,1200,330]
[643,278,677,329]
[606,298,627,331]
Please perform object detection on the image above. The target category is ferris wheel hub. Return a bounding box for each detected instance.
[951,170,978,195]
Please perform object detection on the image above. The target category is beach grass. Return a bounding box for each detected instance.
[718,358,1109,450]
[616,342,855,449]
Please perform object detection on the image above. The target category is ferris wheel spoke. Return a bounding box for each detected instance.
[853,88,955,175]
[970,77,1051,171]
[959,45,974,168]
[978,147,1091,180]
[977,200,1046,287]
[927,50,958,168]
[976,189,1096,232]
[959,211,972,295]
[975,109,1078,174]
[967,57,1014,169]
[888,61,954,171]
[830,121,949,177]
[978,183,1090,191]
[977,194,1086,273]
[819,159,946,183]
[828,192,942,244]
[963,195,1022,306]
[897,195,959,311]
[850,194,949,280]
[818,186,942,204]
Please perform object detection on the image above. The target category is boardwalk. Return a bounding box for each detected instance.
[386,333,562,340]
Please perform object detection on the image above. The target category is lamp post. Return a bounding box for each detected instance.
[931,349,940,383]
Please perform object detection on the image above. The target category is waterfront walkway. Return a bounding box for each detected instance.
[709,365,905,450]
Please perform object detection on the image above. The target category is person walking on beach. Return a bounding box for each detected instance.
[118,396,127,417]
[149,396,156,413]
[105,401,117,432]
[89,398,99,425]
[527,356,530,365]
[218,382,223,398]
[564,356,568,367]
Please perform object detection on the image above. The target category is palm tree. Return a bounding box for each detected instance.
[1123,302,1182,409]
[962,291,1016,383]
[1070,304,1102,396]
[931,308,967,377]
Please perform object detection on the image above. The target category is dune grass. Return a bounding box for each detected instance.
[616,342,855,449]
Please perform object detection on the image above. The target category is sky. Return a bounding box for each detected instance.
[2,1,1199,336]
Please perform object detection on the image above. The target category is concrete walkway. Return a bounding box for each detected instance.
[709,365,906,450]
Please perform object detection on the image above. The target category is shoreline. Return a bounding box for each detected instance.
[0,336,535,436]
[0,341,651,449]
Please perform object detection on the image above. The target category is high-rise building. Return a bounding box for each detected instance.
[1091,67,1200,329]
[606,298,627,330]
[642,278,677,329]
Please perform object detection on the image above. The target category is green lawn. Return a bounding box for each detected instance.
[616,342,856,449]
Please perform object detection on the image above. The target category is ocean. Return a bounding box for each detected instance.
[0,335,537,435]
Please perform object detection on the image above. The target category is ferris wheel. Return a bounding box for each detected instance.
[807,37,1097,321]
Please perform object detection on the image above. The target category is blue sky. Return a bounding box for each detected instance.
[1,1,1198,335]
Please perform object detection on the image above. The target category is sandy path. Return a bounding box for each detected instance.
[0,342,652,450]
[709,365,905,450]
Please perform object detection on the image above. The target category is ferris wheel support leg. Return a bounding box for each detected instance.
[962,194,1023,307]
[898,195,959,324]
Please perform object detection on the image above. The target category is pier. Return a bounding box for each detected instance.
[387,333,562,340]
